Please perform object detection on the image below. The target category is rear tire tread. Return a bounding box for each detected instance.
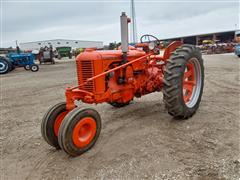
[163,44,204,119]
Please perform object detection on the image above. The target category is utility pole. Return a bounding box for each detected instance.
[130,0,137,43]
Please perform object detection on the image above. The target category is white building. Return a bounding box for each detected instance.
[19,39,103,51]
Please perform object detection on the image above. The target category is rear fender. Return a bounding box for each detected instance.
[162,41,182,60]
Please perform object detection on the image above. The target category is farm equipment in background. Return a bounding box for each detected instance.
[41,12,204,156]
[73,48,85,57]
[0,49,39,74]
[39,46,55,64]
[199,39,234,54]
[201,39,217,54]
[235,44,240,57]
[8,53,39,71]
[235,30,240,58]
[56,46,72,59]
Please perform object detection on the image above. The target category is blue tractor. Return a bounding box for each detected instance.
[235,30,240,58]
[0,48,39,74]
[235,44,240,58]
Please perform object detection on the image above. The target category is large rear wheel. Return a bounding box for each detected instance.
[41,102,68,149]
[0,57,11,74]
[163,44,204,119]
[58,108,101,156]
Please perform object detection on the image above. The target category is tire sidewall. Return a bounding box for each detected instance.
[59,108,101,156]
[30,65,39,72]
[41,102,67,148]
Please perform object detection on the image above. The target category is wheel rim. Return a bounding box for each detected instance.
[0,62,7,71]
[72,117,97,148]
[32,66,37,71]
[54,111,68,136]
[183,58,202,108]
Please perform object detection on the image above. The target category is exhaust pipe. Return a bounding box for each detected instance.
[118,12,130,83]
[120,12,130,54]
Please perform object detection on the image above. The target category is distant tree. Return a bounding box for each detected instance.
[108,42,116,50]
[108,42,121,50]
[116,42,121,48]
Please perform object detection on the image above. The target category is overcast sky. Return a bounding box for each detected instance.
[1,0,239,47]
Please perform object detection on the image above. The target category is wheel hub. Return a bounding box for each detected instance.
[32,66,37,71]
[183,58,202,108]
[72,117,97,148]
[0,62,6,71]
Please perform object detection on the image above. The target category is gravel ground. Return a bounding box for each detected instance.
[1,54,240,180]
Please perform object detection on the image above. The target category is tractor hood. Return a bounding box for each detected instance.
[77,48,146,61]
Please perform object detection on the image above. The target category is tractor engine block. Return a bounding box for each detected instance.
[76,48,164,104]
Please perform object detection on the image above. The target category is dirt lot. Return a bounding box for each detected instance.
[1,54,240,180]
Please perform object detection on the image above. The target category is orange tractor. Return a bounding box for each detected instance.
[41,12,204,156]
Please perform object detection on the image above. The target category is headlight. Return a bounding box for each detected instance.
[148,42,155,50]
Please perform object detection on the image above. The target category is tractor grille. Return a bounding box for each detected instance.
[77,60,94,92]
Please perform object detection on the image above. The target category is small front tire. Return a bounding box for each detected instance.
[30,64,39,72]
[58,108,101,157]
[41,102,68,149]
[24,65,30,70]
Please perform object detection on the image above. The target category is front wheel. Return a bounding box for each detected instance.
[24,65,30,70]
[41,102,69,149]
[30,64,39,72]
[163,44,204,119]
[58,108,101,156]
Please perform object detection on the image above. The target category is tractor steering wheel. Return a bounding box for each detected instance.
[140,34,160,44]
